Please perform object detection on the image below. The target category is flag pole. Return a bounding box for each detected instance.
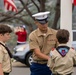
[61,0,72,46]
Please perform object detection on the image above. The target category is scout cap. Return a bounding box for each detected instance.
[32,11,50,24]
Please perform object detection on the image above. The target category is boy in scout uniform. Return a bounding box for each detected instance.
[29,11,58,75]
[0,24,12,75]
[47,29,76,75]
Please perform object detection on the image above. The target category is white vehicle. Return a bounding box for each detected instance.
[13,43,33,67]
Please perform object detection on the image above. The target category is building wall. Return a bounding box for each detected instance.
[72,7,76,30]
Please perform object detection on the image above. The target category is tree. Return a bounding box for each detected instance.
[0,0,75,49]
[0,0,59,32]
[52,0,60,29]
[52,0,75,29]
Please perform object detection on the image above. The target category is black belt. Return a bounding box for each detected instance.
[33,60,47,64]
[4,72,9,75]
[53,73,72,75]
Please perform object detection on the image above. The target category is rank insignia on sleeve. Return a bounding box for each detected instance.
[51,48,55,51]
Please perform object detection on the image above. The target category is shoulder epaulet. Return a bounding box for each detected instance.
[71,47,74,50]
[51,48,55,51]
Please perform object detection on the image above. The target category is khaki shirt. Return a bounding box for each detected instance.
[29,27,58,61]
[0,42,12,73]
[47,45,76,75]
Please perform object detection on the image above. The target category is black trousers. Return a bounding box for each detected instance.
[4,72,9,75]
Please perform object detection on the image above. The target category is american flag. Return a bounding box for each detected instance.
[72,0,76,6]
[4,0,18,12]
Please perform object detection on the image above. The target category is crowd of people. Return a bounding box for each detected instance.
[0,11,76,75]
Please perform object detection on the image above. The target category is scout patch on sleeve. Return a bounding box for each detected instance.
[50,51,52,56]
[51,48,55,51]
[50,48,55,57]
[71,47,75,50]
[56,46,70,57]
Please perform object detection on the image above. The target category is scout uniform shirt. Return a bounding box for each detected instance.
[47,44,76,75]
[0,42,12,73]
[29,27,58,64]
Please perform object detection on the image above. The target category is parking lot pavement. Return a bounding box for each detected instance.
[10,61,30,75]
[11,61,76,75]
[12,61,26,67]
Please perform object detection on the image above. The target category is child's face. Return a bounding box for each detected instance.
[20,27,25,31]
[1,33,11,42]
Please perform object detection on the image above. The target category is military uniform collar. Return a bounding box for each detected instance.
[58,44,67,46]
[37,27,53,36]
